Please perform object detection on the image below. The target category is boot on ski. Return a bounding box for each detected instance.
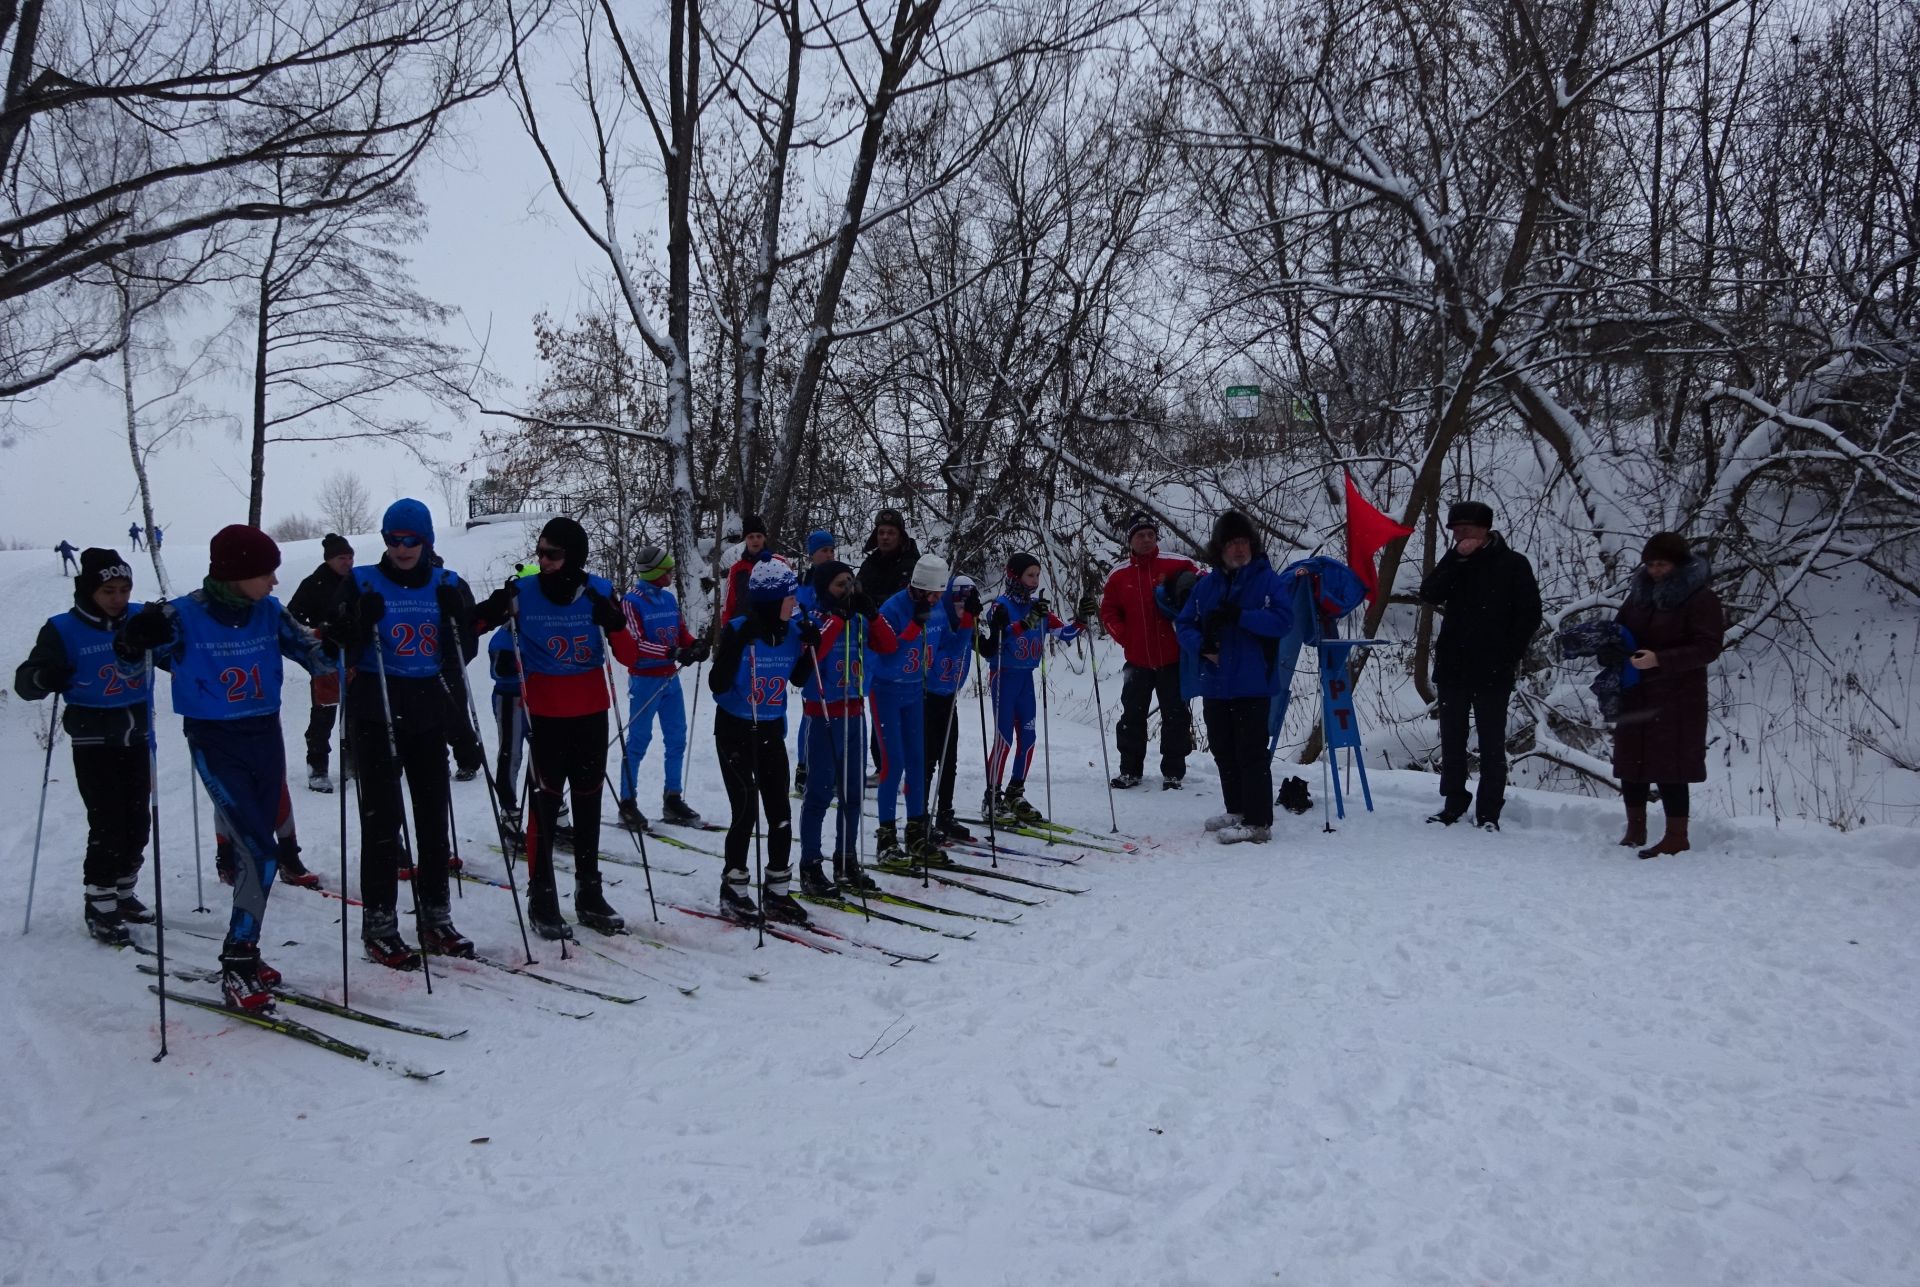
[418,903,475,958]
[115,877,155,924]
[1002,779,1045,826]
[934,812,973,844]
[874,821,907,864]
[760,866,810,926]
[499,804,525,846]
[277,845,321,889]
[84,890,130,947]
[574,877,626,935]
[835,851,881,896]
[219,940,276,1012]
[799,857,838,897]
[792,763,808,796]
[719,869,760,925]
[616,798,648,833]
[526,879,574,941]
[660,792,702,826]
[362,907,423,971]
[904,817,951,867]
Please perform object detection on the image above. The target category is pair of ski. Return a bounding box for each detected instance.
[958,816,1143,854]
[664,900,935,965]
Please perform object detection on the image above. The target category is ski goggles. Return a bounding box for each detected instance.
[383,532,425,549]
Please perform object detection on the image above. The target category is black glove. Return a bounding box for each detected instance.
[1076,593,1099,623]
[120,603,173,655]
[434,584,464,616]
[585,588,626,632]
[911,596,931,625]
[985,602,1009,631]
[33,662,74,693]
[351,590,386,641]
[844,588,875,619]
[475,580,517,623]
[1022,605,1047,631]
[1203,607,1230,638]
[796,617,823,650]
[675,638,711,666]
[963,587,982,616]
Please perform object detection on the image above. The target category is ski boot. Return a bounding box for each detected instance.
[526,880,574,941]
[219,940,276,1012]
[307,767,333,794]
[874,821,907,864]
[792,764,808,796]
[115,877,155,924]
[719,869,760,924]
[660,792,702,826]
[904,817,951,867]
[454,764,480,783]
[761,866,810,926]
[1110,772,1143,789]
[616,798,649,833]
[1002,779,1046,827]
[934,812,973,844]
[799,857,838,897]
[84,890,130,947]
[1161,775,1184,791]
[574,877,625,935]
[362,907,423,971]
[835,852,881,896]
[1216,821,1271,845]
[1204,811,1242,832]
[277,845,321,889]
[418,904,475,958]
[500,804,525,845]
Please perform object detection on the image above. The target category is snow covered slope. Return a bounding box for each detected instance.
[1,532,1915,1286]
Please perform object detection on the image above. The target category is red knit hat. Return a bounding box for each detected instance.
[208,525,282,581]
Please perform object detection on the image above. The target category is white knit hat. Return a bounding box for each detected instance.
[910,554,951,593]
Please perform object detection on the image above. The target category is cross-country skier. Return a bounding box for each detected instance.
[126,523,142,551]
[792,528,837,794]
[113,525,334,1011]
[470,517,640,940]
[707,560,809,925]
[870,553,954,865]
[288,533,354,791]
[616,544,708,832]
[789,559,896,895]
[327,499,477,967]
[980,552,1082,826]
[922,574,981,843]
[14,549,151,944]
[55,540,78,574]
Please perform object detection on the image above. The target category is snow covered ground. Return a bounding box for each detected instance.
[1,531,1915,1286]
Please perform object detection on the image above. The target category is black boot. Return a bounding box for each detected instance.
[526,880,573,941]
[362,907,422,971]
[905,817,951,867]
[935,813,973,843]
[277,844,320,889]
[218,939,275,1012]
[616,798,648,833]
[836,851,880,895]
[761,866,809,925]
[574,877,625,935]
[84,889,130,947]
[799,857,837,897]
[874,822,906,863]
[115,877,155,924]
[719,869,759,924]
[659,792,702,826]
[418,903,475,958]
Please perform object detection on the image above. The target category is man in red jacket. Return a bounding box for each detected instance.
[1098,513,1196,789]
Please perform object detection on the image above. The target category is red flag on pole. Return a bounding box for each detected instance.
[1344,471,1414,604]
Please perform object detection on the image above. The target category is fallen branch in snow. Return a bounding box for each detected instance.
[849,1015,914,1061]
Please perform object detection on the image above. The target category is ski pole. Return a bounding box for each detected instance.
[507,612,567,959]
[976,626,1000,869]
[22,694,59,934]
[1084,635,1120,833]
[748,648,765,949]
[145,655,167,1063]
[845,610,871,915]
[1039,626,1055,848]
[450,616,535,965]
[336,655,351,1006]
[188,769,208,912]
[600,660,659,923]
[369,637,433,994]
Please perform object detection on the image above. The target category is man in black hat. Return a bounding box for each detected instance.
[1417,500,1542,829]
[856,508,921,603]
[288,534,355,791]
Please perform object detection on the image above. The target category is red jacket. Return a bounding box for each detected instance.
[1099,550,1195,668]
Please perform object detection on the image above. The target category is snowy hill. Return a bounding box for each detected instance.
[1,529,1916,1285]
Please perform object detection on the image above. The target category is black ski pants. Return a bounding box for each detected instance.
[1622,780,1690,819]
[441,675,485,774]
[72,742,150,893]
[1202,695,1274,827]
[349,675,453,914]
[527,710,608,894]
[1116,662,1191,779]
[922,691,962,821]
[303,701,338,774]
[715,709,792,875]
[1436,681,1512,822]
[492,691,526,813]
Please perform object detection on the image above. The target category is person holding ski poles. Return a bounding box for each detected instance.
[980,552,1082,826]
[922,574,981,843]
[789,559,895,897]
[616,544,708,833]
[326,499,476,969]
[127,523,143,551]
[14,549,151,944]
[113,525,334,1011]
[1099,512,1196,791]
[870,553,955,865]
[1174,511,1293,845]
[55,540,79,575]
[470,517,640,940]
[792,528,838,794]
[707,560,810,925]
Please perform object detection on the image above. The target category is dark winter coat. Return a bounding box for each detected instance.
[856,536,922,604]
[1417,532,1543,690]
[1611,555,1724,783]
[287,561,346,629]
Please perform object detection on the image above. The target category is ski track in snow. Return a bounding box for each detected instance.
[1,534,1915,1287]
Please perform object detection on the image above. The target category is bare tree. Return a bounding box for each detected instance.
[316,470,375,535]
[269,513,327,542]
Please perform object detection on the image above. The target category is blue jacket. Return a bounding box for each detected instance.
[1175,556,1293,699]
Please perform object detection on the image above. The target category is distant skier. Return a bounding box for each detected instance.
[979,552,1082,827]
[616,544,707,834]
[113,525,334,1011]
[792,528,838,794]
[127,523,143,551]
[13,549,151,945]
[150,526,164,551]
[922,573,981,843]
[55,540,79,574]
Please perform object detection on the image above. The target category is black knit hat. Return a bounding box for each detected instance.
[1005,551,1040,578]
[75,547,133,599]
[1205,510,1262,565]
[322,533,352,559]
[1125,512,1158,541]
[539,516,589,569]
[742,513,768,539]
[1642,531,1691,565]
[1447,500,1494,528]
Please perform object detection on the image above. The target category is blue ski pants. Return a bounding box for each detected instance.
[620,671,687,799]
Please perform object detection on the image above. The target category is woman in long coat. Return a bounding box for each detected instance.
[1613,532,1725,858]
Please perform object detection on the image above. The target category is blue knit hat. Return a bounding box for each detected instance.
[806,529,835,557]
[382,497,434,545]
[747,559,798,604]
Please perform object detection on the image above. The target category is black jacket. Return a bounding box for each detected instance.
[287,562,346,629]
[14,598,149,747]
[1417,532,1543,689]
[856,538,921,604]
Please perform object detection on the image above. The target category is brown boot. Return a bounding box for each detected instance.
[1618,803,1648,848]
[1637,815,1690,859]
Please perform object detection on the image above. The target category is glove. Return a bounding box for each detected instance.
[120,603,173,655]
[1076,593,1099,623]
[963,587,982,616]
[911,596,932,625]
[985,602,1009,631]
[475,580,518,623]
[351,590,386,641]
[844,588,875,619]
[1022,605,1047,631]
[585,588,626,632]
[435,584,465,617]
[1203,607,1229,638]
[796,617,822,650]
[675,638,711,666]
[33,662,74,693]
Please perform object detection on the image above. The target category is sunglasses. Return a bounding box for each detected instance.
[384,532,424,549]
[535,546,566,560]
